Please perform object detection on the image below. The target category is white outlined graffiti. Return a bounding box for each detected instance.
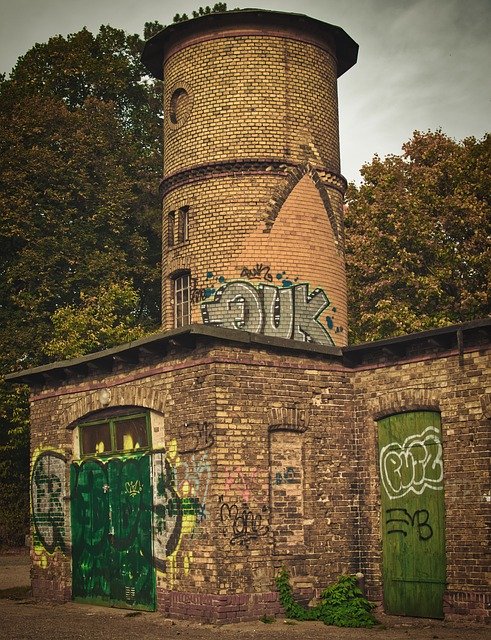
[379,426,443,500]
[200,281,333,345]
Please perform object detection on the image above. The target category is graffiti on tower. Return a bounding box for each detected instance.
[200,281,333,345]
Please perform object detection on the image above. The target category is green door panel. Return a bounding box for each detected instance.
[71,454,155,611]
[378,411,446,618]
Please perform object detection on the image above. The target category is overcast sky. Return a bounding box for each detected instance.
[0,0,489,182]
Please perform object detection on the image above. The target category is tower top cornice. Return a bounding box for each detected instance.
[141,9,358,80]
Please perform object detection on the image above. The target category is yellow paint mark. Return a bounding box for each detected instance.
[167,439,180,465]
[123,433,134,450]
[184,551,193,576]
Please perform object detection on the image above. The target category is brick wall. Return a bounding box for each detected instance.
[353,348,491,622]
[24,330,490,622]
[159,21,348,346]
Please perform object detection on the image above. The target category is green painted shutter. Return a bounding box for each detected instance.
[71,454,155,610]
[378,411,446,618]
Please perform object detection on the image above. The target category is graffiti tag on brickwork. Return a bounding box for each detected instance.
[152,443,210,585]
[219,498,269,547]
[274,466,300,485]
[201,281,333,345]
[224,467,266,504]
[31,450,67,554]
[177,421,214,454]
[240,263,273,282]
[379,426,443,500]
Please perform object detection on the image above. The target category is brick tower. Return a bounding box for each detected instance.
[142,10,358,347]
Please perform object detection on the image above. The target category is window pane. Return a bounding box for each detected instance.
[174,273,191,328]
[178,207,189,243]
[114,416,148,451]
[81,422,111,455]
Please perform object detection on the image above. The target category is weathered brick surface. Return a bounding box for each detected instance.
[352,348,491,622]
[25,332,490,622]
[163,36,340,175]
[160,21,348,346]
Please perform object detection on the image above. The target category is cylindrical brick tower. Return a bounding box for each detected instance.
[142,10,358,346]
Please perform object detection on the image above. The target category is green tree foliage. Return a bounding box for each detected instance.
[0,24,165,545]
[44,281,147,360]
[0,26,162,372]
[173,3,230,23]
[1,96,161,367]
[0,383,29,547]
[345,131,490,343]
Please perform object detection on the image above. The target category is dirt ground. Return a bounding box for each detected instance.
[1,551,488,640]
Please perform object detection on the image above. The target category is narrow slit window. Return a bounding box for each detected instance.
[178,206,189,243]
[168,211,176,247]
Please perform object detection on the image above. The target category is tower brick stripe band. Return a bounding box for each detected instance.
[159,159,348,199]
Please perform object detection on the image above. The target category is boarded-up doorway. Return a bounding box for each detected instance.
[378,411,445,618]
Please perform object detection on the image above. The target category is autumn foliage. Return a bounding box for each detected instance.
[345,131,490,343]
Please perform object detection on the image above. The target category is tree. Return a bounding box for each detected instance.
[0,95,160,367]
[172,3,230,24]
[0,24,163,546]
[345,130,490,343]
[0,383,29,547]
[0,27,162,373]
[44,281,147,360]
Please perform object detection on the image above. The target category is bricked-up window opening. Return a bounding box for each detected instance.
[168,211,175,247]
[174,272,191,328]
[79,413,150,456]
[169,87,190,125]
[269,430,305,552]
[178,206,189,243]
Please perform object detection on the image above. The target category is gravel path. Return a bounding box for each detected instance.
[1,552,488,640]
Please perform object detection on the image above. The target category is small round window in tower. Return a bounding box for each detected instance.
[169,87,191,126]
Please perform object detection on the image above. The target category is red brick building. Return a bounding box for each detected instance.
[7,10,490,624]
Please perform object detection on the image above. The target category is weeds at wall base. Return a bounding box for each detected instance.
[275,568,379,628]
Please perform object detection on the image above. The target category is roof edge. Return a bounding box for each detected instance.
[141,9,358,79]
[4,324,342,385]
[6,318,489,386]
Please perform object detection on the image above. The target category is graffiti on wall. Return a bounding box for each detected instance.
[177,421,214,454]
[224,466,267,504]
[201,280,333,345]
[240,263,273,282]
[219,496,269,547]
[31,449,68,563]
[274,466,300,485]
[385,508,433,541]
[152,439,210,585]
[379,426,444,500]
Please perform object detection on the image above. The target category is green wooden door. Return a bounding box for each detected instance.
[378,411,445,618]
[71,454,155,610]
